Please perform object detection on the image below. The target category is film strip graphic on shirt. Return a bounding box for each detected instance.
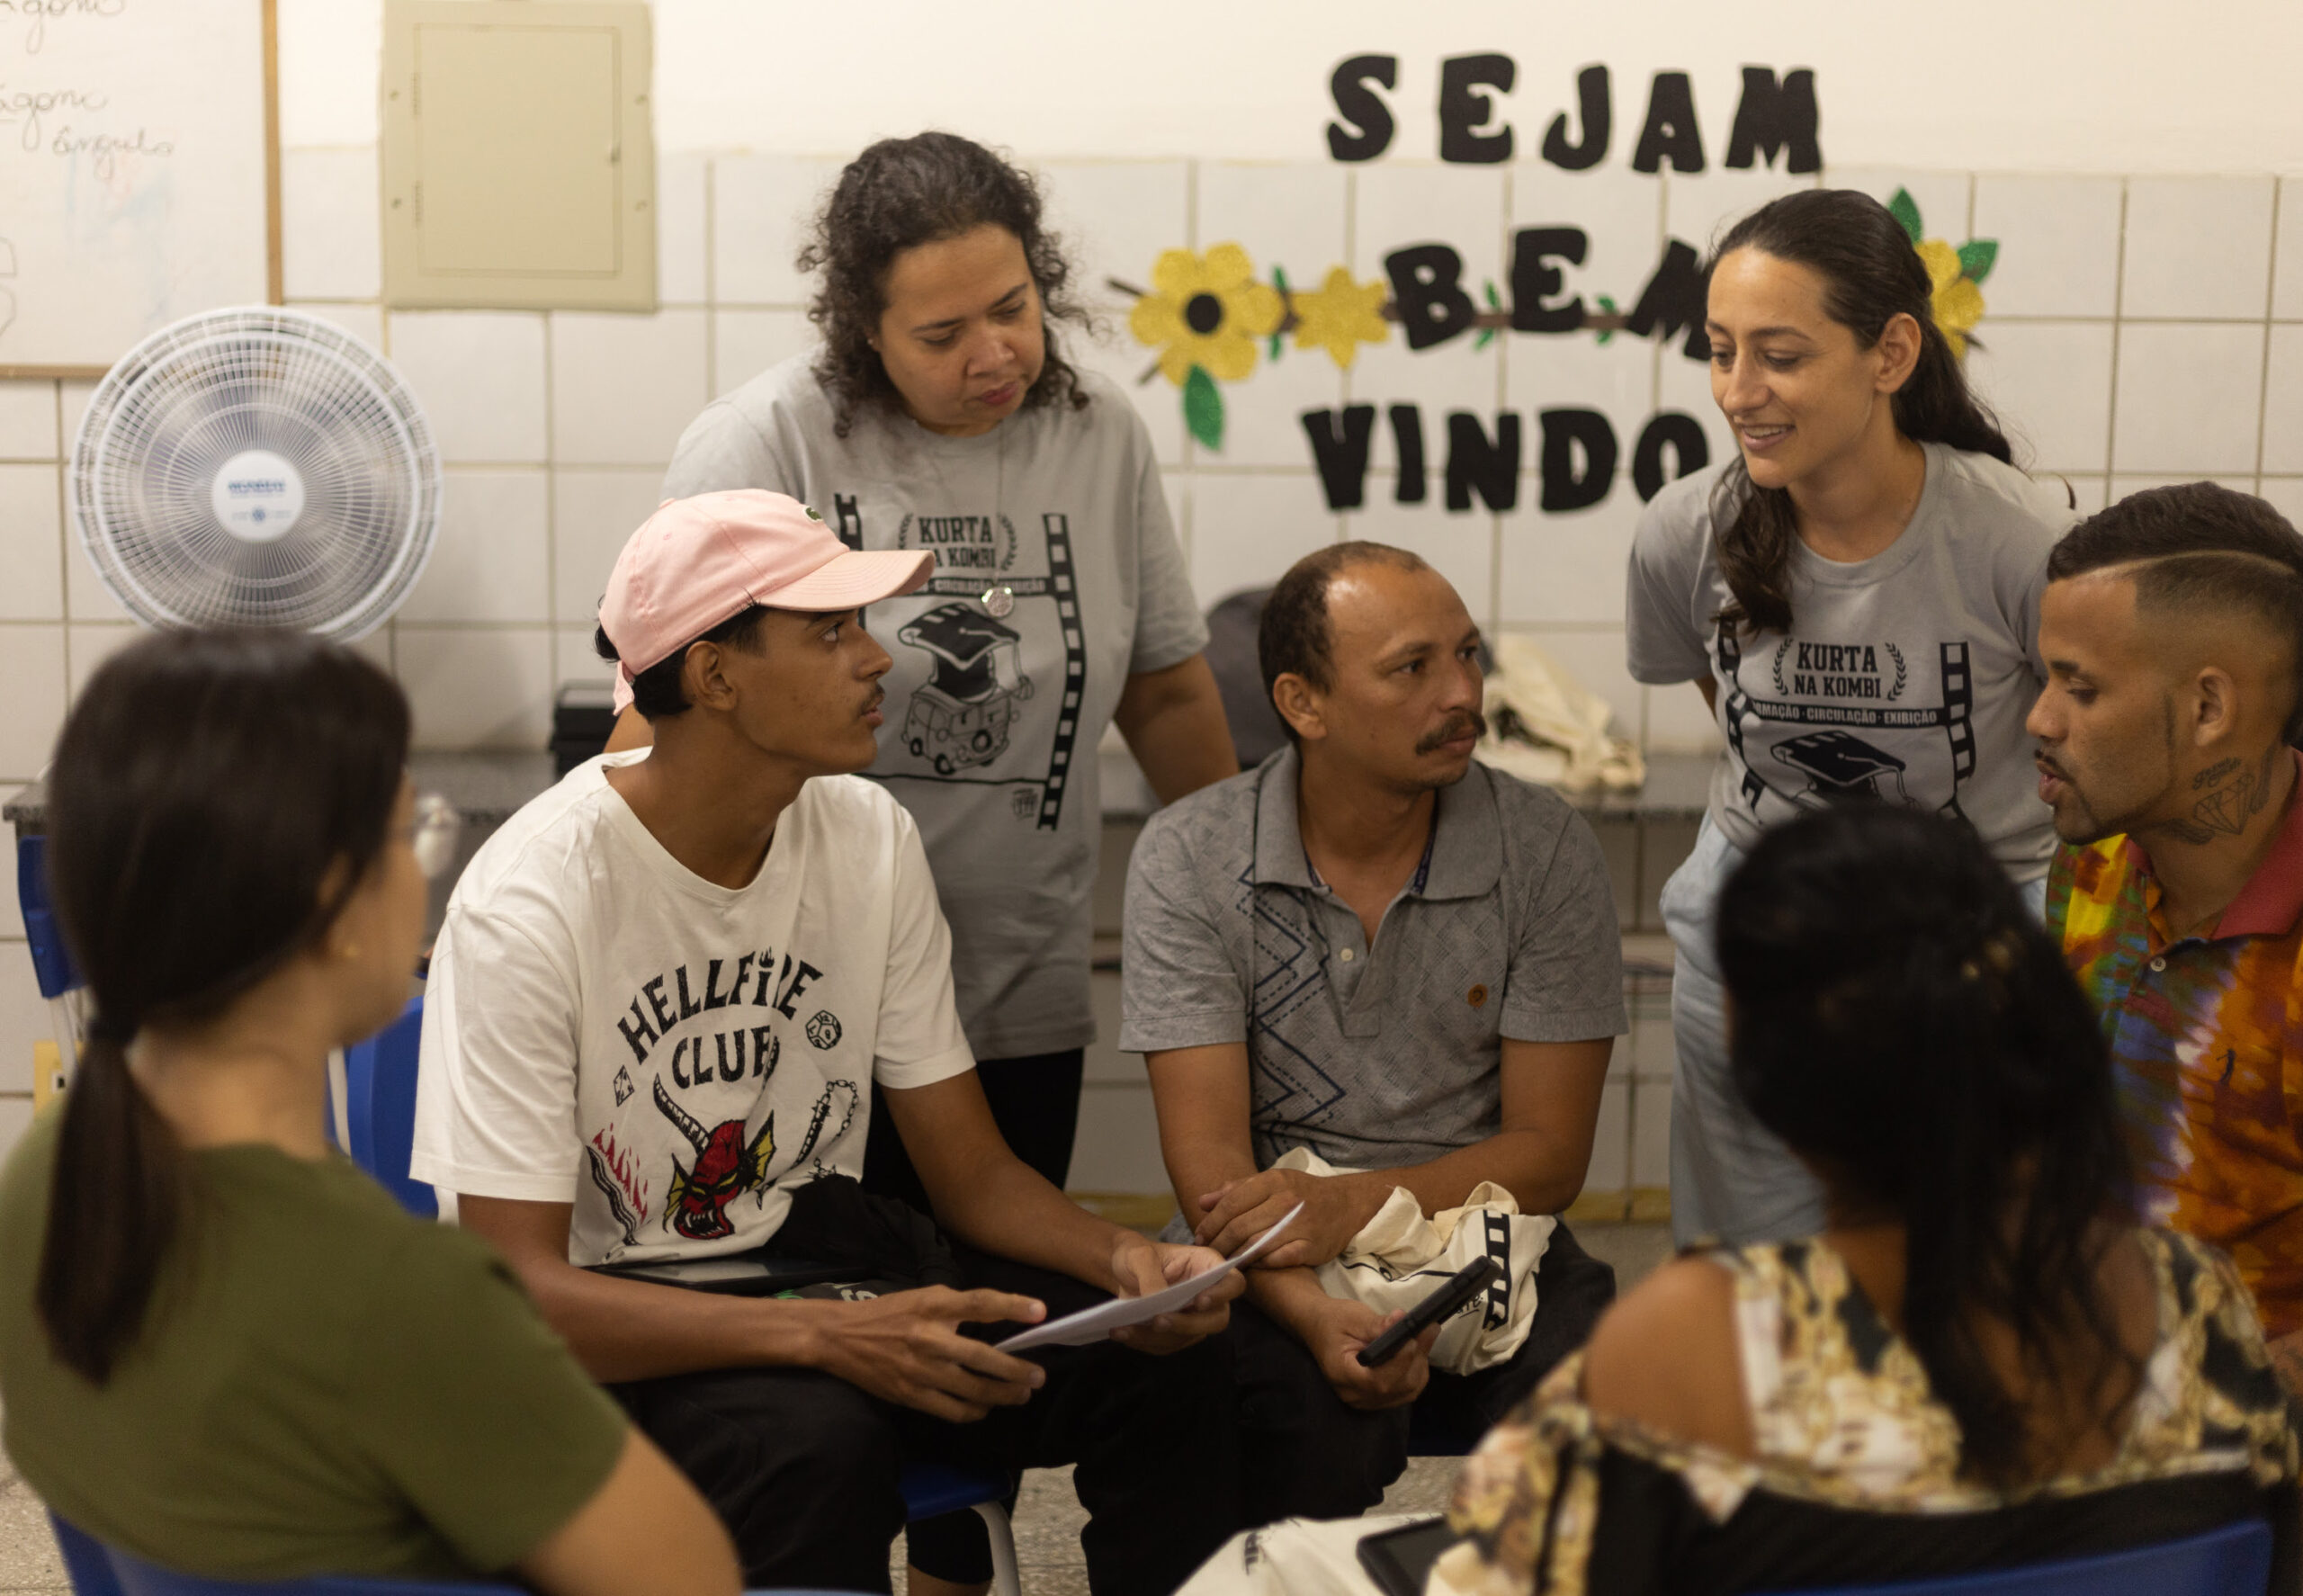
[901,514,1086,832]
[1717,624,1976,818]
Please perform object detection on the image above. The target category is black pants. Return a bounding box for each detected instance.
[861,1049,1085,1584]
[862,1048,1085,1211]
[1227,1219,1618,1523]
[611,1247,1236,1596]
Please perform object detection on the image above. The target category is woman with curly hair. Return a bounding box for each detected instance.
[624,130,1238,1595]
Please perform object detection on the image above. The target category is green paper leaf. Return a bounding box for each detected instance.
[1270,266,1291,363]
[1596,293,1617,345]
[1474,327,1495,350]
[1274,264,1290,293]
[1888,187,1923,244]
[1183,364,1223,451]
[1483,279,1502,309]
[1957,238,1999,285]
[1268,332,1283,362]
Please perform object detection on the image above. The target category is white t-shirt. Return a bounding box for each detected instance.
[660,354,1210,1059]
[410,753,976,1268]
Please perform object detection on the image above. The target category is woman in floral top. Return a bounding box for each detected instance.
[1438,804,2298,1596]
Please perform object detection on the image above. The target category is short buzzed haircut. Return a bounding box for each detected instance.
[1258,542,1429,742]
[2048,482,2303,740]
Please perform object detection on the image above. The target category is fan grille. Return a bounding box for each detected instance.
[72,309,443,641]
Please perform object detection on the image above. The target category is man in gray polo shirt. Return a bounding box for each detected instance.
[1124,541,1625,1520]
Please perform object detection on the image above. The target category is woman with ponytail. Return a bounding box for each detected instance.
[1626,188,2075,1248]
[0,630,737,1595]
[1427,806,2297,1596]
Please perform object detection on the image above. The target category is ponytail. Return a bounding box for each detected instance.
[35,1020,185,1383]
[1708,190,2014,638]
[36,629,408,1385]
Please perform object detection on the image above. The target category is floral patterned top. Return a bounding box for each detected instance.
[1432,1231,2298,1596]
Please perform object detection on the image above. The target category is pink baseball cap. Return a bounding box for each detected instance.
[600,490,933,705]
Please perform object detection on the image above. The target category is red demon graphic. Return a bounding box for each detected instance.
[652,1078,775,1242]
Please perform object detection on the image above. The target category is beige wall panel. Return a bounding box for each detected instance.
[382,2,655,310]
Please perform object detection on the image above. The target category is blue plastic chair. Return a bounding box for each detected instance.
[1751,1517,2273,1596]
[331,997,1021,1596]
[52,1510,857,1595]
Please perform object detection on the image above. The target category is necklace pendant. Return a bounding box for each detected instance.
[982,584,1016,619]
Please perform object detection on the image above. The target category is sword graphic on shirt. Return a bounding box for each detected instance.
[1716,621,1976,819]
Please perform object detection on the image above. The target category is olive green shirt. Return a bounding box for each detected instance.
[0,1108,626,1581]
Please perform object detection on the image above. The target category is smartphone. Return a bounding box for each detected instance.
[1356,1255,1503,1367]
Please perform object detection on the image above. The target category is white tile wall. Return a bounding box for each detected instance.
[713,309,816,400]
[1971,175,2125,319]
[392,627,555,749]
[0,386,58,460]
[280,147,382,301]
[712,156,841,306]
[550,309,712,466]
[2275,178,2303,322]
[553,469,671,622]
[1496,485,1642,627]
[1968,322,2117,475]
[2111,323,2268,476]
[2120,177,2276,320]
[1039,161,1194,314]
[656,152,712,306]
[0,627,67,776]
[0,466,64,622]
[385,312,550,463]
[398,472,551,624]
[1187,472,1335,611]
[6,154,2303,1178]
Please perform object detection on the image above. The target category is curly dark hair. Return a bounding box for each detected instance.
[799,131,1096,437]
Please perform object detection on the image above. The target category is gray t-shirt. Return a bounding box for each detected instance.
[1626,442,2072,879]
[1120,747,1626,1172]
[664,355,1209,1058]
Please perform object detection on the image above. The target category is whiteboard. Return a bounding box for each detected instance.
[0,0,277,377]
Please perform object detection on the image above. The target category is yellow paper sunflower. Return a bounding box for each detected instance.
[1916,237,1985,359]
[1129,243,1284,384]
[1289,265,1391,369]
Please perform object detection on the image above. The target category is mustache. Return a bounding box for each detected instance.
[1417,711,1488,754]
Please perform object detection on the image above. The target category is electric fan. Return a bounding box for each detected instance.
[69,307,442,639]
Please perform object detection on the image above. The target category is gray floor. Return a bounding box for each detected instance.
[0,1224,1676,1595]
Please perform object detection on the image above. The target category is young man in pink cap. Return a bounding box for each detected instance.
[411,490,1242,1595]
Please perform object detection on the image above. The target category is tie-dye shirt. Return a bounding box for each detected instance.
[2047,756,2303,1338]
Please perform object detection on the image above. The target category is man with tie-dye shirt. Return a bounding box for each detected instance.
[2030,482,2303,1384]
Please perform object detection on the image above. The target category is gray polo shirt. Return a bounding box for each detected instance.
[1120,747,1626,1172]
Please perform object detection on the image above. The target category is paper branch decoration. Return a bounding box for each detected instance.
[1889,187,1995,360]
[1116,203,2000,450]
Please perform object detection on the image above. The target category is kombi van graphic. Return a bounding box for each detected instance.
[898,602,1036,775]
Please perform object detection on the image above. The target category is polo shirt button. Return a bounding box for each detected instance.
[2149,956,2167,973]
[1339,947,1356,963]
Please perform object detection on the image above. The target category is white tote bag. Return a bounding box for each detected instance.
[1176,1514,1429,1596]
[1277,1149,1554,1376]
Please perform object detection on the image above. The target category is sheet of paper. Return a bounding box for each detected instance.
[995,1203,1305,1351]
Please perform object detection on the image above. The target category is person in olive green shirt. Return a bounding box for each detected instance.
[0,630,737,1596]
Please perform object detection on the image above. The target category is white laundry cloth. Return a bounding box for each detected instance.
[1277,1148,1554,1375]
[1474,632,1644,792]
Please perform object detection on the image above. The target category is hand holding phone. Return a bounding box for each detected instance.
[1355,1256,1502,1368]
